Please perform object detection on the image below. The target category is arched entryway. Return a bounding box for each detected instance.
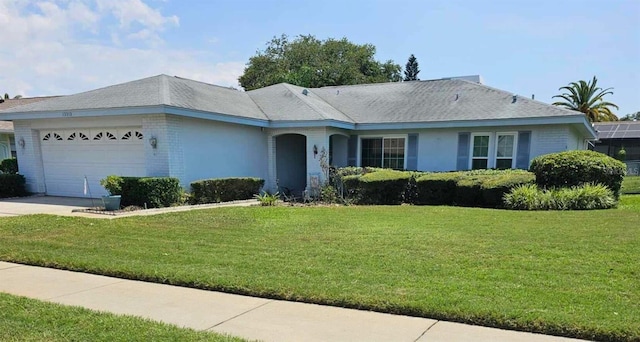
[275,133,307,196]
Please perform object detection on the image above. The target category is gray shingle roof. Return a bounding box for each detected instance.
[0,75,584,126]
[594,121,640,139]
[0,75,267,120]
[248,83,353,122]
[0,96,59,133]
[310,79,583,124]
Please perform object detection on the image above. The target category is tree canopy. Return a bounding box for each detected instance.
[620,111,640,121]
[403,54,420,81]
[238,34,401,90]
[551,76,619,122]
[3,93,22,100]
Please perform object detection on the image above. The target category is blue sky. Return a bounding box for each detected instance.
[2,0,639,116]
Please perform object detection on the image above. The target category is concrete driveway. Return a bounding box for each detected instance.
[0,196,97,217]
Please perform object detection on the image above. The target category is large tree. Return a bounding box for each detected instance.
[551,76,619,122]
[403,54,420,81]
[239,34,401,90]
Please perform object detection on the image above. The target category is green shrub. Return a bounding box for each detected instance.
[119,177,182,208]
[415,172,463,205]
[480,171,536,207]
[190,177,264,204]
[0,174,26,198]
[341,170,411,205]
[319,184,340,203]
[504,183,616,210]
[0,158,18,174]
[503,184,550,210]
[335,167,366,178]
[403,172,421,204]
[99,175,123,195]
[615,147,626,161]
[415,170,534,207]
[254,191,279,206]
[454,175,492,207]
[530,150,626,197]
[341,174,362,201]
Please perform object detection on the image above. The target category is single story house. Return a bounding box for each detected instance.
[592,121,640,175]
[0,74,596,198]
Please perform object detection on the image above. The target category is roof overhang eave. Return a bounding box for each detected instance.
[269,119,355,129]
[0,105,272,128]
[354,115,598,139]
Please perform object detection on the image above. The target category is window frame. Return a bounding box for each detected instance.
[495,132,518,169]
[470,132,491,170]
[358,134,408,170]
[469,132,519,170]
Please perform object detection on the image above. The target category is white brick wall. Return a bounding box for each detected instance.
[143,114,171,177]
[531,127,569,158]
[166,115,185,181]
[13,122,46,193]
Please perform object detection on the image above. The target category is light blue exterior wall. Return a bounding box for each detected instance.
[351,124,587,172]
[178,116,268,187]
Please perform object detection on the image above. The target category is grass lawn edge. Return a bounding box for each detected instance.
[2,257,628,342]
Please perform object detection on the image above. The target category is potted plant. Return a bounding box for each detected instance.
[99,175,122,211]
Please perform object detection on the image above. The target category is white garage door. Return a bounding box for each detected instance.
[40,127,146,197]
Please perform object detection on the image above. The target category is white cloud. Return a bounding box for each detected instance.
[96,0,179,30]
[0,0,243,98]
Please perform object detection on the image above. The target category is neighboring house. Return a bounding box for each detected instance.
[0,120,13,160]
[0,75,596,198]
[592,121,640,175]
[0,97,58,161]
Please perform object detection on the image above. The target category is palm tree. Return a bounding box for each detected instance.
[552,76,619,122]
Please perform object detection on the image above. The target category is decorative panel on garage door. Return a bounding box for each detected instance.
[40,127,146,197]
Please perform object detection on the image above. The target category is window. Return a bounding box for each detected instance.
[471,135,489,169]
[469,132,518,170]
[361,137,405,169]
[361,138,383,167]
[495,134,515,169]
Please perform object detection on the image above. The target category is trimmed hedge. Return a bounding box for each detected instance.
[0,174,26,198]
[119,177,182,208]
[415,172,464,205]
[342,170,412,205]
[0,158,18,174]
[530,150,626,197]
[190,177,264,204]
[415,170,535,208]
[480,172,537,207]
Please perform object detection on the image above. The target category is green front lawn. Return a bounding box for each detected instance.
[0,293,245,341]
[1,197,639,341]
[622,176,640,194]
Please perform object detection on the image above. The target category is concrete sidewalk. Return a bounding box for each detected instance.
[0,196,259,218]
[0,262,589,342]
